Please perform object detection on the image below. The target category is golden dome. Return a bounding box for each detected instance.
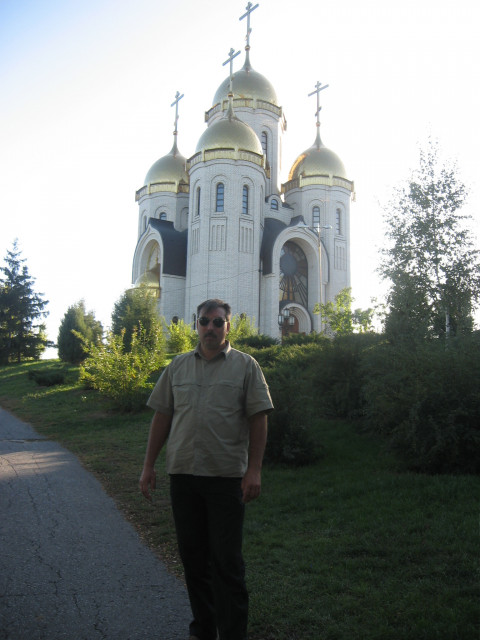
[213,53,278,106]
[134,264,160,289]
[288,130,347,180]
[144,140,188,186]
[195,107,263,156]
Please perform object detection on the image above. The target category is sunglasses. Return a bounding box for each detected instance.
[198,316,227,327]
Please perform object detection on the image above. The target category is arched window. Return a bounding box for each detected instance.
[196,187,201,217]
[313,206,320,230]
[279,241,308,308]
[159,212,167,220]
[242,185,249,215]
[335,208,342,235]
[261,132,268,156]
[216,183,224,212]
[270,199,278,211]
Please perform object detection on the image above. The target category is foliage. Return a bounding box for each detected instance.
[361,334,480,473]
[79,324,166,411]
[111,286,163,352]
[57,300,103,364]
[379,138,480,340]
[27,368,66,387]
[0,240,49,363]
[228,313,258,346]
[313,287,374,335]
[164,318,197,354]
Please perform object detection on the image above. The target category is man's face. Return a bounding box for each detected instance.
[197,306,230,354]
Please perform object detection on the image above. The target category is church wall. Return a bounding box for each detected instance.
[136,191,184,239]
[159,274,186,323]
[186,158,265,324]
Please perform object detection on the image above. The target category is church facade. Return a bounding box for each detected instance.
[132,7,354,339]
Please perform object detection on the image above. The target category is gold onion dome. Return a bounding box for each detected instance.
[195,105,263,156]
[288,129,347,180]
[144,140,189,186]
[212,52,278,106]
[134,263,160,289]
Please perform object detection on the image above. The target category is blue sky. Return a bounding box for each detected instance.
[1,0,479,352]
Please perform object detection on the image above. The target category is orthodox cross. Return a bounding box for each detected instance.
[171,90,184,135]
[308,81,329,127]
[239,2,259,48]
[223,47,241,95]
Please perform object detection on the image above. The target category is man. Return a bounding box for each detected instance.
[139,299,273,640]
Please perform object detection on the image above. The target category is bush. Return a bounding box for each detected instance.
[362,335,480,473]
[79,324,166,411]
[165,318,197,354]
[28,369,65,387]
[57,300,103,364]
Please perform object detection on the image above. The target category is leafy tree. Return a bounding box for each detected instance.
[79,324,166,411]
[165,318,197,354]
[228,313,258,346]
[0,240,49,363]
[111,286,163,352]
[57,300,103,364]
[313,287,374,335]
[379,139,480,340]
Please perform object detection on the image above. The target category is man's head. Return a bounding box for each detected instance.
[196,299,231,357]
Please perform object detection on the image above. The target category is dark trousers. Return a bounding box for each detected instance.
[170,474,248,640]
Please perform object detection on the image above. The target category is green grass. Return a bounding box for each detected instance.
[1,360,478,639]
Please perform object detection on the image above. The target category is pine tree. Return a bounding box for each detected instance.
[0,240,49,363]
[57,300,103,364]
[380,139,480,340]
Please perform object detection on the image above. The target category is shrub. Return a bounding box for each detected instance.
[79,324,166,411]
[362,335,480,473]
[28,369,65,387]
[165,318,197,354]
[57,300,103,364]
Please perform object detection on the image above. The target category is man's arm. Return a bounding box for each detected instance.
[139,411,173,501]
[241,411,268,504]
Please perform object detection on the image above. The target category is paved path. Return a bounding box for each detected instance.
[0,407,191,640]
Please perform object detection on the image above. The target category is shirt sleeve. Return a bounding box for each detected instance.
[147,363,174,415]
[244,357,274,418]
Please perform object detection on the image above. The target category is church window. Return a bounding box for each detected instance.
[242,185,249,214]
[335,208,342,235]
[313,206,320,230]
[159,212,167,220]
[279,241,308,308]
[216,183,224,212]
[270,199,278,211]
[196,187,201,217]
[261,132,268,156]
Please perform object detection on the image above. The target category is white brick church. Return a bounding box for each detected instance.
[132,4,354,339]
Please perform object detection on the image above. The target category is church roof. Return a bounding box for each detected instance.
[195,104,263,156]
[149,219,187,277]
[212,52,278,107]
[144,140,189,188]
[288,129,347,180]
[260,217,287,274]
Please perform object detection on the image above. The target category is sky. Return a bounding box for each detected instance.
[1,0,479,356]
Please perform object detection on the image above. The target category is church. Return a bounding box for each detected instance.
[131,3,354,339]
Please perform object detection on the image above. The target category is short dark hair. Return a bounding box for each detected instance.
[197,299,231,320]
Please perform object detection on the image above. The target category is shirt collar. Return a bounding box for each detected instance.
[194,340,231,360]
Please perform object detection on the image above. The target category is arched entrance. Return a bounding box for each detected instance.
[279,241,308,334]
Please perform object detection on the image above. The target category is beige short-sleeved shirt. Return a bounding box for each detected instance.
[147,342,274,477]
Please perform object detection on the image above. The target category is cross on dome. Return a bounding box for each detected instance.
[308,81,329,128]
[223,47,241,96]
[171,90,184,135]
[239,2,259,49]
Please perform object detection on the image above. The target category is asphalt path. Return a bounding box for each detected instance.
[0,407,191,640]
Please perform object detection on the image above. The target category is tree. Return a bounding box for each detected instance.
[313,287,374,335]
[380,139,480,340]
[57,300,103,364]
[111,286,163,352]
[0,240,49,363]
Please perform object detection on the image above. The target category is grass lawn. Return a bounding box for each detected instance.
[0,360,478,639]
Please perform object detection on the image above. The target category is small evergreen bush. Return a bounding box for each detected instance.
[28,369,65,387]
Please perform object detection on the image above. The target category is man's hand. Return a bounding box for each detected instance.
[139,466,156,502]
[241,468,261,504]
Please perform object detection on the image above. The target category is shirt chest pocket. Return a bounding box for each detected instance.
[207,380,245,412]
[172,382,201,408]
